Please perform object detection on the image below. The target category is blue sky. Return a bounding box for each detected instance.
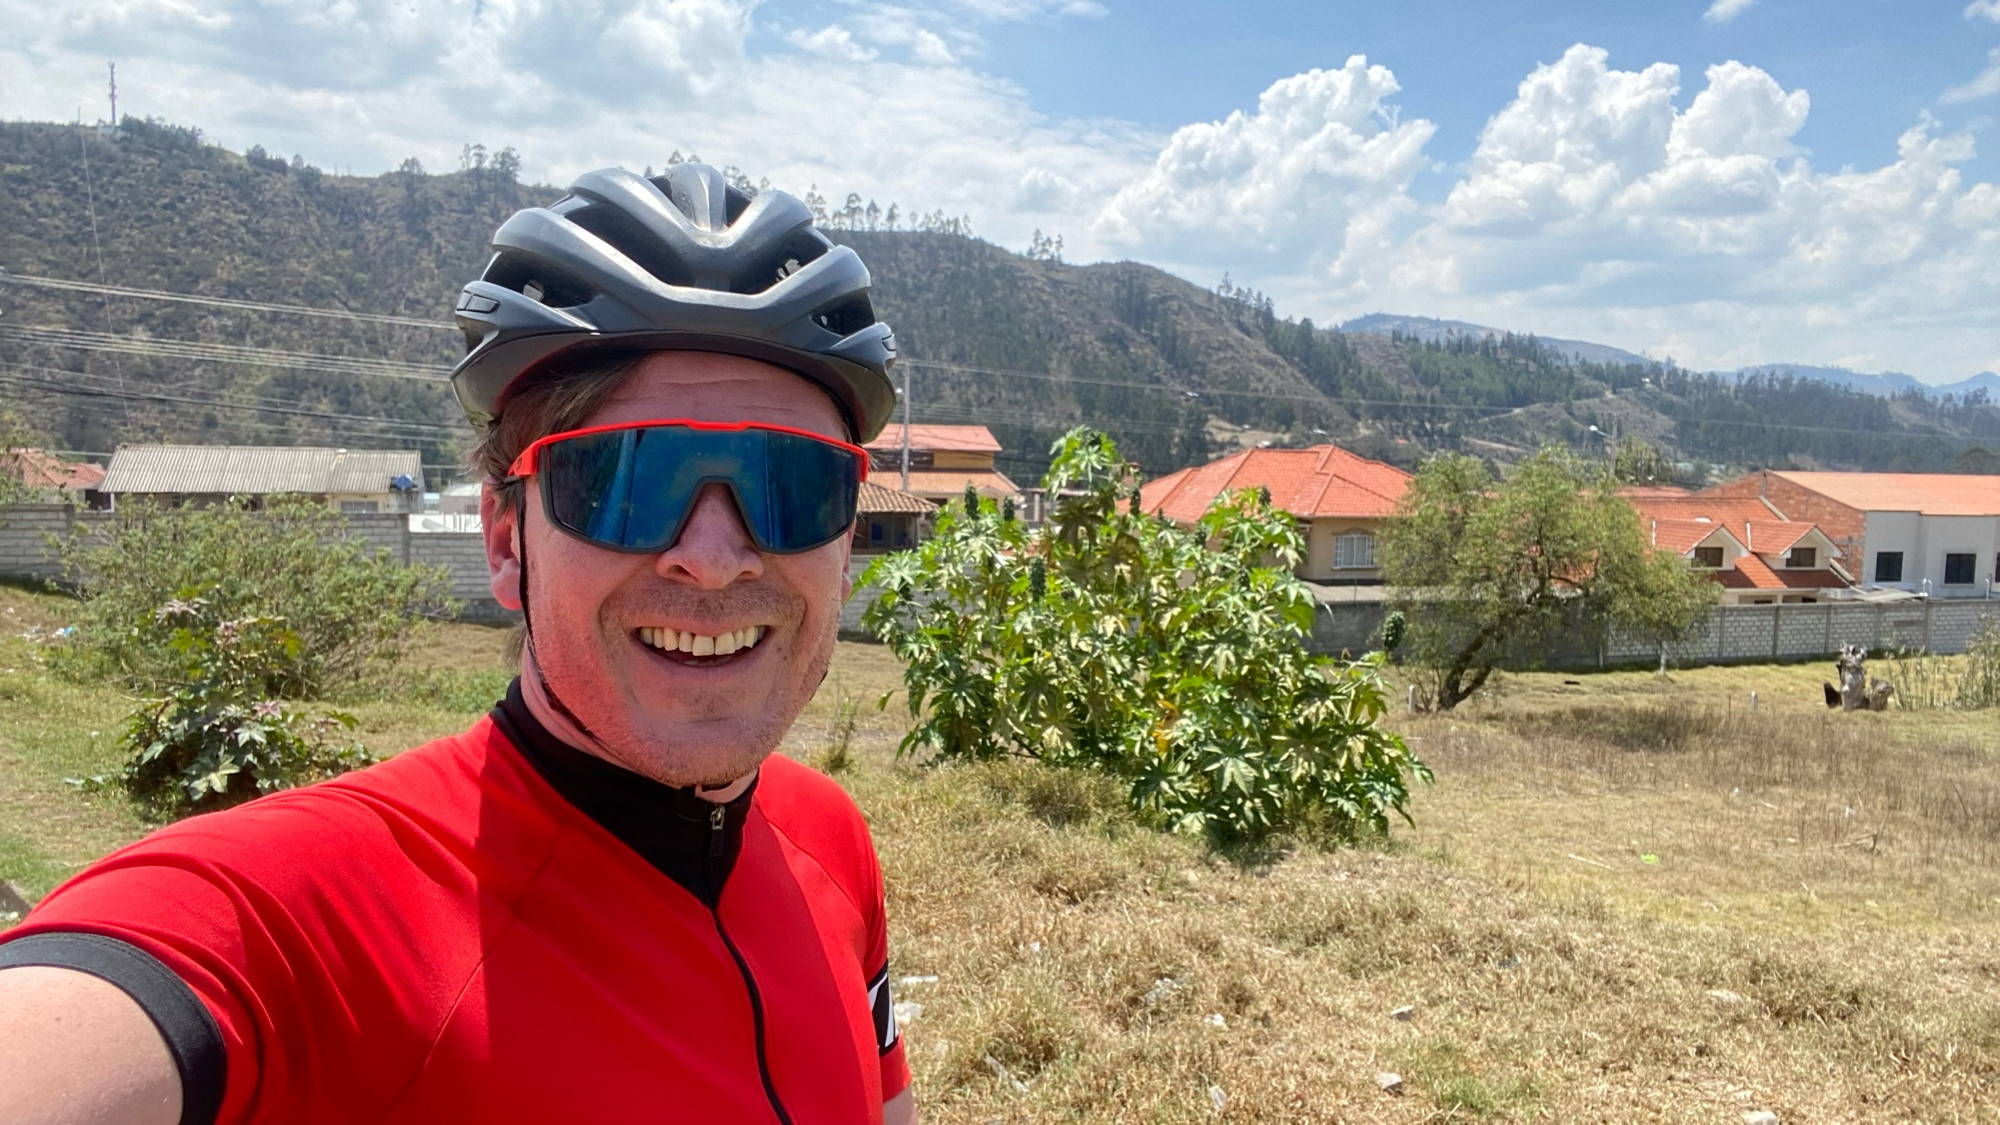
[4,0,1999,381]
[930,0,2000,188]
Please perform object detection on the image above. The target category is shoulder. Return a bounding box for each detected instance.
[36,717,558,917]
[752,756,880,882]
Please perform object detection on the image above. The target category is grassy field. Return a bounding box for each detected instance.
[2,582,1996,1122]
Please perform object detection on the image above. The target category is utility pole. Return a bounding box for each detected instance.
[107,62,117,127]
[899,363,911,492]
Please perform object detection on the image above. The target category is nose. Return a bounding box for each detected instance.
[655,483,764,588]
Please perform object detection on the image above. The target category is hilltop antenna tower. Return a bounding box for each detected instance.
[107,62,117,126]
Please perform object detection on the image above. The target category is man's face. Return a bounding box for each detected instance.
[482,351,854,787]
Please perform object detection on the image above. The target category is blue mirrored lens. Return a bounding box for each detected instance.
[540,427,861,553]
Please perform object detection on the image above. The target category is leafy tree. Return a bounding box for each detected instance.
[58,496,456,698]
[1380,445,1717,710]
[1612,436,1675,485]
[861,428,1428,844]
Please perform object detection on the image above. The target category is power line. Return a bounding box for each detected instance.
[0,326,452,382]
[0,271,456,329]
[72,124,135,431]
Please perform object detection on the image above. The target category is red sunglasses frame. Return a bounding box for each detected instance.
[506,418,873,481]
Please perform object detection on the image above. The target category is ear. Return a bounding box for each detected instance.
[482,483,525,611]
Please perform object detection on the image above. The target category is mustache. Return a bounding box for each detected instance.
[602,579,804,626]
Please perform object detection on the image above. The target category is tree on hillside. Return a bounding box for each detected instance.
[1380,445,1717,711]
[1612,436,1675,485]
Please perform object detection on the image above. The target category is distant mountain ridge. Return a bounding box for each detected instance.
[1342,313,1997,400]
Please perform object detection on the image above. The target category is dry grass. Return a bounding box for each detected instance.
[4,585,1998,1120]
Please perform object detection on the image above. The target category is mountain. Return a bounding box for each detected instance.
[0,117,1995,483]
[1340,313,1654,368]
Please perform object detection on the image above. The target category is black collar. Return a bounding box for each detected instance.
[491,677,755,908]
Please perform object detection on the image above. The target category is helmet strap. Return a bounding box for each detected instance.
[517,525,610,752]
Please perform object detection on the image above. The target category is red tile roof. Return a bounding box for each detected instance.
[864,424,1002,455]
[1645,517,1742,554]
[1140,445,1412,523]
[1768,471,2000,517]
[1717,555,1852,590]
[1,448,104,491]
[1627,496,1834,556]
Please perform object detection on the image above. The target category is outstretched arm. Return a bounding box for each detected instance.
[0,966,182,1125]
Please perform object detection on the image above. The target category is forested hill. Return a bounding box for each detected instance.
[2,117,1996,484]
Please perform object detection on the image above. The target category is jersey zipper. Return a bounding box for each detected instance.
[707,802,794,1125]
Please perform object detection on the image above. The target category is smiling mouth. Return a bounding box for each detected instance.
[637,625,767,667]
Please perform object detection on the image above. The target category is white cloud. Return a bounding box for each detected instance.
[1703,0,1755,25]
[1942,47,2000,104]
[1349,46,2000,379]
[786,24,880,62]
[1092,57,1435,288]
[1967,0,2000,22]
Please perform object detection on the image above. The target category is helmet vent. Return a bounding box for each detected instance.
[812,294,876,337]
[567,204,696,287]
[483,252,594,308]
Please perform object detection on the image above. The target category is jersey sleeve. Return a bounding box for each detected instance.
[860,837,912,1101]
[3,822,325,1123]
[0,768,492,1125]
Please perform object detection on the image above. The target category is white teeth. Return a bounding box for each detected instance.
[642,626,764,655]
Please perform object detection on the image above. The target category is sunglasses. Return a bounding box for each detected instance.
[506,419,870,554]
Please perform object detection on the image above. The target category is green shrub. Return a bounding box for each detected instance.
[119,597,373,814]
[58,497,456,698]
[861,428,1429,845]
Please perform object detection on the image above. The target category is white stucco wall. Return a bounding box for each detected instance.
[1861,510,2000,594]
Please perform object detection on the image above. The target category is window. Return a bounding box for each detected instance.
[1692,546,1725,568]
[1945,553,1977,585]
[1874,552,1903,583]
[338,499,378,514]
[1784,546,1816,568]
[1333,531,1376,570]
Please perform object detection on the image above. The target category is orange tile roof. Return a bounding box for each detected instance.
[1742,520,1814,554]
[1717,555,1852,590]
[1645,517,1742,554]
[1617,485,1694,499]
[855,481,936,515]
[1626,496,1837,556]
[1770,471,2000,517]
[1140,445,1412,523]
[1,448,104,491]
[894,469,1020,498]
[864,424,1002,455]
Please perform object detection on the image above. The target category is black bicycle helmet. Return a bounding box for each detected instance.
[449,163,898,441]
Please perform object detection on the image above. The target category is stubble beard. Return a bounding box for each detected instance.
[532,571,834,789]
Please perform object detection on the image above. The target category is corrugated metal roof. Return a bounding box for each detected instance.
[103,445,421,495]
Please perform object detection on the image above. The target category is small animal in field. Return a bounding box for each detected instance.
[1825,644,1893,712]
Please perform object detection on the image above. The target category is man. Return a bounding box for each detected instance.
[0,163,917,1125]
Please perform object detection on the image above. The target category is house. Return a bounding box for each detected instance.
[1702,471,2000,598]
[1624,490,1854,605]
[1140,445,1412,584]
[0,448,108,508]
[864,424,1021,508]
[101,445,424,512]
[852,481,936,553]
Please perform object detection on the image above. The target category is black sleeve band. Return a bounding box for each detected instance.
[866,963,899,1056]
[0,932,226,1125]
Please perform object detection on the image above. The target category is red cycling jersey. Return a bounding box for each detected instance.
[0,681,910,1124]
